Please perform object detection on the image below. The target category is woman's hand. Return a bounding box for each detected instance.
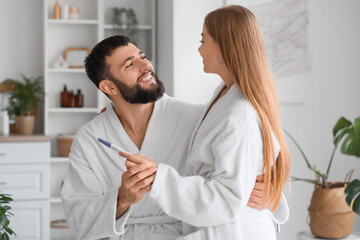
[119,152,159,169]
[247,175,273,210]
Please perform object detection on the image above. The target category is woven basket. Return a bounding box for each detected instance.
[57,134,74,157]
[308,183,355,239]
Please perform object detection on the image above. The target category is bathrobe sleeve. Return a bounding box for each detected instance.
[270,193,289,224]
[60,137,131,240]
[149,120,261,227]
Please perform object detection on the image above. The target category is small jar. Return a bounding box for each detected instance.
[69,6,79,20]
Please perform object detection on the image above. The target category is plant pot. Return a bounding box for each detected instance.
[308,183,355,239]
[15,115,35,135]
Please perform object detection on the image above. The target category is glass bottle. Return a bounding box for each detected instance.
[75,89,84,107]
[60,85,70,107]
[68,90,75,107]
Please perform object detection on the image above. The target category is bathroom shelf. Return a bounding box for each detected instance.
[103,24,152,30]
[50,157,69,163]
[47,108,98,113]
[48,68,86,73]
[43,0,156,238]
[47,19,98,25]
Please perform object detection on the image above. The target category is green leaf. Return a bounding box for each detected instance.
[0,216,9,228]
[345,186,360,205]
[0,233,4,240]
[0,198,12,203]
[333,117,351,137]
[333,117,360,158]
[345,179,360,215]
[333,126,351,145]
[345,179,360,194]
[2,206,10,212]
[3,233,9,240]
[4,226,14,235]
[353,195,360,215]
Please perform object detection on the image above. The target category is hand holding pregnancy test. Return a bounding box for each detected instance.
[98,138,131,153]
[120,151,159,170]
[98,138,157,169]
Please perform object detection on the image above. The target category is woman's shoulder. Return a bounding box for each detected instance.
[219,87,261,136]
[225,88,259,122]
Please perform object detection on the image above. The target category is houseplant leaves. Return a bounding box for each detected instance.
[333,117,360,157]
[345,179,360,215]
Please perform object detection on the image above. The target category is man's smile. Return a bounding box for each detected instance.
[138,71,155,84]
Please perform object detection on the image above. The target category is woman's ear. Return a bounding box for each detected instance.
[99,80,118,96]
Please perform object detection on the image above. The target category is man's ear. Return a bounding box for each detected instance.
[99,80,118,96]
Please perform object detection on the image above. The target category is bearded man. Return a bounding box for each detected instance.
[61,35,288,240]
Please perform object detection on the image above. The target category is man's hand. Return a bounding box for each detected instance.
[119,152,158,169]
[247,175,272,210]
[116,162,157,219]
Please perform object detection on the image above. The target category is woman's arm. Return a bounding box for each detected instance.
[123,129,261,227]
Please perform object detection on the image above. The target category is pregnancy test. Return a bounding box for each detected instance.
[97,138,131,155]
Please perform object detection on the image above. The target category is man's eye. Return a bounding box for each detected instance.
[126,63,133,68]
[200,40,204,44]
[141,55,147,60]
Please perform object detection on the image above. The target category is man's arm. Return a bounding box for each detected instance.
[61,137,156,239]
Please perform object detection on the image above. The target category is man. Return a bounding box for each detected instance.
[61,35,288,240]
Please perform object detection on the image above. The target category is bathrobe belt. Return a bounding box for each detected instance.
[126,215,179,225]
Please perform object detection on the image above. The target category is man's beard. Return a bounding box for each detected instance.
[109,71,165,104]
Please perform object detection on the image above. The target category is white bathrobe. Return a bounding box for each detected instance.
[149,84,285,240]
[61,94,203,240]
[61,93,288,240]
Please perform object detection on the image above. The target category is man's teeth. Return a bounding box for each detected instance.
[140,74,152,82]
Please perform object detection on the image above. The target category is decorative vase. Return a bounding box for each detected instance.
[308,183,355,239]
[15,115,35,135]
[53,0,61,19]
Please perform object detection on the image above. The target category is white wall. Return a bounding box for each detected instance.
[279,1,360,238]
[159,0,360,239]
[156,0,174,96]
[0,0,43,132]
[172,0,224,103]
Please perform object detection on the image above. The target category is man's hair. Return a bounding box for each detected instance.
[84,35,130,88]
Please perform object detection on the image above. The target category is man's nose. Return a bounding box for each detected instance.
[139,58,151,72]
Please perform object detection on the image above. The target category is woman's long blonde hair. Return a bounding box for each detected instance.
[205,5,291,210]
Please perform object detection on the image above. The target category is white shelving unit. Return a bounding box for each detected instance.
[43,0,156,238]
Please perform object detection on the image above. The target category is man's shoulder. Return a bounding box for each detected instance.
[75,108,109,140]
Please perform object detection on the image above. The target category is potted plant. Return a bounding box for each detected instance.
[0,193,16,239]
[285,116,360,238]
[112,7,138,42]
[4,74,44,135]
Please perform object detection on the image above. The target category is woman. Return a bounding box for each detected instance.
[122,5,291,239]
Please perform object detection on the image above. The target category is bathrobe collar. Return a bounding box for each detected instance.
[103,95,164,155]
[187,82,239,158]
